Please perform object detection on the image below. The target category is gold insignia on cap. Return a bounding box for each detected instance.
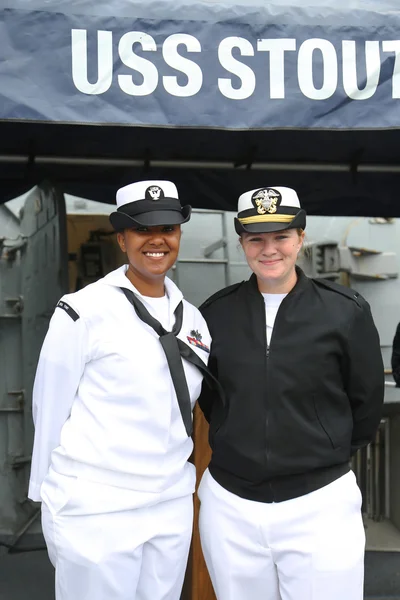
[239,214,295,225]
[252,188,281,215]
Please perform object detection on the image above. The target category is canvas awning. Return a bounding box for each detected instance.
[1,1,400,215]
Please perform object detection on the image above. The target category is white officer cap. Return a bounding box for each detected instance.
[234,186,306,234]
[109,180,191,231]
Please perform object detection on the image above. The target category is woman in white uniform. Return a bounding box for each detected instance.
[197,186,384,600]
[28,180,213,600]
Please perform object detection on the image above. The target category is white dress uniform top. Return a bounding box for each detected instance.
[29,266,210,600]
[29,265,209,505]
[28,177,211,600]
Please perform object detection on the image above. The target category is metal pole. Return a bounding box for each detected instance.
[3,154,400,173]
[367,444,373,519]
[374,427,381,520]
[177,258,228,264]
[221,212,229,287]
[385,418,390,519]
[7,508,41,552]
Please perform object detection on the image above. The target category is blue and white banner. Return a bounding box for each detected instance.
[1,1,400,129]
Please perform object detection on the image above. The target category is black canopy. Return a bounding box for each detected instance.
[1,1,400,215]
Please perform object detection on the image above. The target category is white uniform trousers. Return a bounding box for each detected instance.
[198,469,365,600]
[41,474,193,600]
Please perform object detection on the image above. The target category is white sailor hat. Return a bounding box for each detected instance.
[234,186,306,234]
[109,180,192,231]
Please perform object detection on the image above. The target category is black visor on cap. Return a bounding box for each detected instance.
[234,209,306,235]
[110,205,192,231]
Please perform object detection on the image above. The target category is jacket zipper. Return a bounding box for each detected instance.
[262,299,273,498]
[264,298,285,502]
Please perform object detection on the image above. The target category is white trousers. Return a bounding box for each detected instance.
[41,474,193,600]
[198,469,365,600]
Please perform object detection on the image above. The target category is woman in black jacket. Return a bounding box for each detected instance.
[197,186,384,600]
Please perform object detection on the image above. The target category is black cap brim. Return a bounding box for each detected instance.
[234,210,306,235]
[110,205,192,231]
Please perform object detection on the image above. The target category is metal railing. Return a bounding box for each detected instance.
[352,419,389,521]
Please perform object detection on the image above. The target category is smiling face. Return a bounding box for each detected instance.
[240,228,304,293]
[117,224,181,296]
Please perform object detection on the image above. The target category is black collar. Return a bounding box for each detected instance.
[247,266,310,297]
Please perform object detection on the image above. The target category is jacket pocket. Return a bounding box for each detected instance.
[209,400,229,446]
[312,394,339,450]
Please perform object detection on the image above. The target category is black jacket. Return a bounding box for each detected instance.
[392,323,400,387]
[199,268,384,503]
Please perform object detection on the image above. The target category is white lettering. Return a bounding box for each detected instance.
[218,37,255,100]
[162,34,202,97]
[382,40,400,98]
[298,39,338,100]
[257,39,296,99]
[342,41,380,100]
[118,32,158,96]
[71,30,113,95]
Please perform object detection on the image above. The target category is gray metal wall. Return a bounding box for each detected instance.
[1,199,400,541]
[0,244,24,536]
[304,217,399,368]
[172,209,250,307]
[0,185,68,544]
